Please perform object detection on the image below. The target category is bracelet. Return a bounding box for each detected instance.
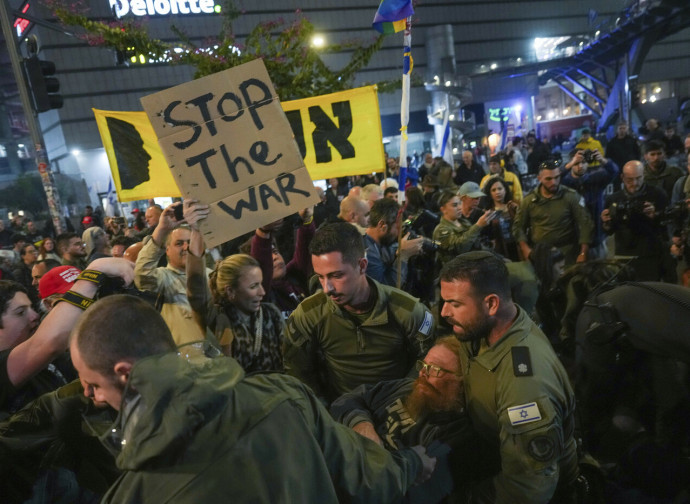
[77,270,107,285]
[54,290,94,310]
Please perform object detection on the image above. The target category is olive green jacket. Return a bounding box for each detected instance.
[460,307,578,503]
[433,216,485,264]
[284,278,436,403]
[102,353,422,503]
[513,185,593,263]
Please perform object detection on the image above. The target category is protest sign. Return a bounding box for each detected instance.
[140,59,319,248]
[283,85,385,179]
[93,109,181,202]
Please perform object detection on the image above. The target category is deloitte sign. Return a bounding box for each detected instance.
[110,0,219,17]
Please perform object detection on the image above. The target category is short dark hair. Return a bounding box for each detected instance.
[440,251,511,300]
[383,187,398,197]
[0,280,28,329]
[72,295,176,376]
[111,235,136,248]
[20,243,36,256]
[309,223,364,266]
[56,232,80,255]
[369,198,399,228]
[36,258,62,272]
[11,233,27,245]
[644,139,665,154]
[538,158,561,172]
[437,190,457,209]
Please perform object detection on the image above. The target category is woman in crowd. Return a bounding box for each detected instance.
[482,176,521,261]
[37,237,60,263]
[185,201,285,373]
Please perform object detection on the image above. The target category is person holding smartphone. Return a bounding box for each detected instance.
[483,177,522,261]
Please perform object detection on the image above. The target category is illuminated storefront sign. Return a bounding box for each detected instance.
[110,0,219,18]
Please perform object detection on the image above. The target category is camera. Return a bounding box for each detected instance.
[401,210,441,253]
[582,149,597,164]
[660,201,689,228]
[608,199,646,224]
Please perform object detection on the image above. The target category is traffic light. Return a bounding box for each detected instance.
[22,55,63,113]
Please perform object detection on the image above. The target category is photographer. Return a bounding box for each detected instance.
[562,148,619,258]
[364,198,423,288]
[602,161,675,282]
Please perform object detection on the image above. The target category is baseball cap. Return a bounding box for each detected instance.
[82,216,93,226]
[39,265,81,299]
[458,182,485,198]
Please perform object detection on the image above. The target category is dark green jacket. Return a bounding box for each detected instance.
[460,307,578,503]
[644,161,684,199]
[102,353,422,504]
[284,278,436,403]
[432,215,485,264]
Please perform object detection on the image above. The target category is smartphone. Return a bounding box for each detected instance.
[173,203,184,221]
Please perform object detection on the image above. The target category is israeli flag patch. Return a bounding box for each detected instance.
[418,311,433,336]
[507,402,542,426]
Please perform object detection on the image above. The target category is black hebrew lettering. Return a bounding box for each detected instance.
[308,101,355,163]
[259,183,282,209]
[250,140,282,166]
[239,78,273,131]
[220,144,254,183]
[217,189,258,219]
[187,92,217,136]
[106,116,152,190]
[285,110,306,158]
[186,148,217,188]
[275,172,311,205]
[218,92,244,122]
[164,100,202,150]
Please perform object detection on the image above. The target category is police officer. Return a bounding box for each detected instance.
[514,159,593,265]
[440,251,578,503]
[283,223,435,404]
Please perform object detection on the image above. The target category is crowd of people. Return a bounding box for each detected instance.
[0,119,689,503]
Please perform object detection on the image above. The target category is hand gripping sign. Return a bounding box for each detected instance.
[141,59,320,248]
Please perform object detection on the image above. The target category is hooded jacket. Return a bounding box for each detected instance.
[102,353,421,503]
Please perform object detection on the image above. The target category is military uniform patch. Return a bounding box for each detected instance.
[418,311,433,336]
[527,435,556,462]
[507,402,542,426]
[511,346,533,376]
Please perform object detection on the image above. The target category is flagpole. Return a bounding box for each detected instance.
[396,16,412,289]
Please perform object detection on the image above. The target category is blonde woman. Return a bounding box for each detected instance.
[185,201,284,372]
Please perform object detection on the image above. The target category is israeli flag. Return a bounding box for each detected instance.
[507,402,542,426]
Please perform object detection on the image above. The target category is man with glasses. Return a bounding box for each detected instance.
[601,160,675,282]
[439,251,578,503]
[514,159,593,265]
[331,336,480,500]
[56,232,87,270]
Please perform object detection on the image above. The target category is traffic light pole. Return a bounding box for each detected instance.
[0,2,64,235]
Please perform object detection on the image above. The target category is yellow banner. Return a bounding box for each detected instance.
[93,108,181,202]
[93,85,384,201]
[282,85,385,179]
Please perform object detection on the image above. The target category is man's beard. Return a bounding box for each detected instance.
[447,312,493,342]
[404,378,463,420]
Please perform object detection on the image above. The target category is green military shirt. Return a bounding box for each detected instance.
[460,307,578,503]
[513,184,593,264]
[433,216,485,265]
[644,161,683,199]
[283,278,435,403]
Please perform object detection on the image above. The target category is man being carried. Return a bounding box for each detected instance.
[284,223,435,404]
[70,295,436,503]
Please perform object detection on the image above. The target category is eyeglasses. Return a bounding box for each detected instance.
[415,360,457,378]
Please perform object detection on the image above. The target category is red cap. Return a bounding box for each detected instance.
[38,266,81,299]
[82,216,93,225]
[131,208,140,214]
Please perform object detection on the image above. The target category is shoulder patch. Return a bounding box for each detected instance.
[390,289,418,312]
[300,292,328,312]
[507,402,542,426]
[511,346,533,377]
[418,311,433,336]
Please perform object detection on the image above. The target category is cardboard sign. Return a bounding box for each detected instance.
[141,59,319,248]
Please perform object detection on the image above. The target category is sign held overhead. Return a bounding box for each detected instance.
[141,59,319,248]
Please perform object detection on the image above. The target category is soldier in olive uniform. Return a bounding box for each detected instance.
[514,160,593,265]
[284,223,436,404]
[440,251,578,503]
